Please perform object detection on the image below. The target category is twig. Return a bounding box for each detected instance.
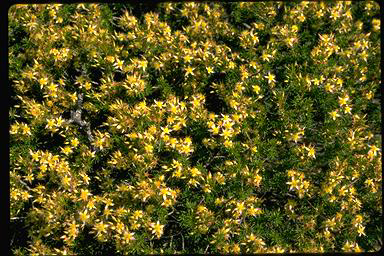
[204,245,209,254]
[286,192,296,198]
[306,198,315,210]
[18,180,32,191]
[212,155,226,160]
[204,155,226,168]
[242,23,251,29]
[10,232,15,247]
[10,217,27,220]
[161,230,183,239]
[181,233,185,251]
[66,93,97,151]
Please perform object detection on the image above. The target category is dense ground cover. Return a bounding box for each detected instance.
[9,2,381,254]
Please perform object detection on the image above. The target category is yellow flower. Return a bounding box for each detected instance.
[21,123,31,135]
[39,164,48,172]
[180,143,193,155]
[316,9,324,18]
[114,221,125,234]
[39,77,49,88]
[185,66,195,76]
[188,178,199,187]
[71,138,80,147]
[132,210,144,220]
[138,60,148,71]
[342,241,353,252]
[298,13,305,22]
[79,210,90,223]
[338,95,349,105]
[223,139,233,148]
[262,52,272,62]
[220,128,233,139]
[265,72,276,84]
[10,122,20,135]
[184,55,193,63]
[325,83,334,93]
[344,105,352,114]
[159,187,170,200]
[162,198,173,207]
[190,167,201,177]
[70,92,77,103]
[329,195,337,202]
[210,125,220,135]
[161,126,171,135]
[368,144,380,160]
[106,55,115,63]
[56,116,64,127]
[172,168,182,178]
[287,178,299,191]
[93,221,108,235]
[354,243,363,252]
[172,122,181,131]
[235,201,245,214]
[252,85,261,94]
[20,191,32,201]
[154,100,164,109]
[329,110,340,120]
[66,220,79,239]
[228,61,236,69]
[366,91,373,100]
[29,150,40,161]
[80,189,91,201]
[144,143,154,153]
[291,133,301,143]
[307,145,316,159]
[86,198,96,210]
[123,231,135,243]
[184,137,192,145]
[206,66,214,74]
[61,146,73,155]
[150,221,165,239]
[114,58,124,70]
[94,137,105,150]
[62,175,71,187]
[47,83,58,92]
[372,19,380,31]
[10,189,19,200]
[233,244,241,254]
[169,137,178,149]
[83,81,92,90]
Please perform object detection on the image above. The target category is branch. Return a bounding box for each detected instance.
[18,179,32,191]
[181,233,185,251]
[67,93,97,151]
[204,245,209,254]
[242,23,251,29]
[10,216,27,220]
[204,155,226,168]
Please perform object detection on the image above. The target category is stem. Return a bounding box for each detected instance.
[67,93,96,151]
[18,180,32,191]
[10,232,15,247]
[181,233,185,251]
[10,217,27,220]
[204,245,209,253]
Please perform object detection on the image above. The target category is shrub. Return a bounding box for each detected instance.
[9,2,381,254]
